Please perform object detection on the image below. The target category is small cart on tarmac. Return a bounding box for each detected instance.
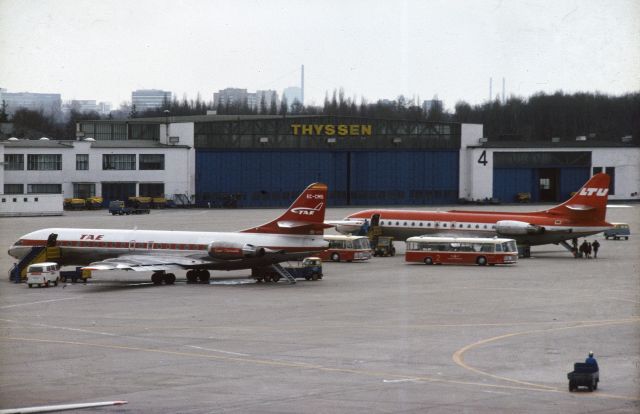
[568,363,599,392]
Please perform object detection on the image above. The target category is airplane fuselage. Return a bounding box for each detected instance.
[339,209,611,245]
[9,227,327,267]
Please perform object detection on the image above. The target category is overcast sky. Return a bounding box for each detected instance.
[1,0,638,110]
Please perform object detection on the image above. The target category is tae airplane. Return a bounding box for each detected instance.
[8,183,330,284]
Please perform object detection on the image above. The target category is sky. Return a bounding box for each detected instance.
[0,0,638,111]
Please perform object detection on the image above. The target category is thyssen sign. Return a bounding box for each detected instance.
[291,124,372,136]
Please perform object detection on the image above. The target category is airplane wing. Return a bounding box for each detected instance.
[83,254,211,272]
[83,249,319,272]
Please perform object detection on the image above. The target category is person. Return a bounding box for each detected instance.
[585,351,599,370]
[359,219,370,236]
[592,239,600,258]
[586,241,592,259]
[579,240,588,258]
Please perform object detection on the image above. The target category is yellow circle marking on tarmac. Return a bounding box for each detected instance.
[452,317,640,399]
[1,335,638,402]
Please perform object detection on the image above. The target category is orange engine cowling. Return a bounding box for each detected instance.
[208,242,266,259]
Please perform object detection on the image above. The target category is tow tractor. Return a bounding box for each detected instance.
[108,200,150,215]
[252,257,323,283]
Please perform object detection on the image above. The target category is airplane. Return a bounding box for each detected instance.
[0,400,127,414]
[331,173,613,255]
[8,183,330,284]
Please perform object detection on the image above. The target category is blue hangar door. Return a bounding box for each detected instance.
[196,150,459,207]
[492,152,591,202]
[196,151,349,207]
[348,150,459,205]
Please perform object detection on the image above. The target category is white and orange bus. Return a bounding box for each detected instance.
[405,236,518,266]
[319,235,372,262]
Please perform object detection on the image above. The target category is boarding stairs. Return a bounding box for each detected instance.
[9,233,60,283]
[270,264,296,284]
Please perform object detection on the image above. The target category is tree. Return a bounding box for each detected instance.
[0,100,8,122]
[279,97,289,116]
[129,104,138,118]
[269,94,278,115]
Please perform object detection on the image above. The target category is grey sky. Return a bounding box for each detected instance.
[1,0,638,110]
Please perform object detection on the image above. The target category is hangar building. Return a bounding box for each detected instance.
[3,114,636,214]
[76,115,638,206]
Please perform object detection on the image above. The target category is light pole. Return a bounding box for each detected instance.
[163,109,170,142]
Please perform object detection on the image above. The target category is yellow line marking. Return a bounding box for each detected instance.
[1,335,638,401]
[452,318,640,398]
[0,297,81,309]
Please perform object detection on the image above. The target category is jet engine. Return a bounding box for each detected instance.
[495,220,545,235]
[208,242,266,259]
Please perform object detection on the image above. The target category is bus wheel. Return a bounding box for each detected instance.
[331,253,340,262]
[476,256,487,266]
[424,257,433,265]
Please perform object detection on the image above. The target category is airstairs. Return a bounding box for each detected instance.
[270,264,296,284]
[9,234,60,283]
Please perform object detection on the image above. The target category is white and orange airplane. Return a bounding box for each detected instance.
[8,183,330,284]
[333,173,612,254]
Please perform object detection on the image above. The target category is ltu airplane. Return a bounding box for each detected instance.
[332,173,612,254]
[8,183,330,284]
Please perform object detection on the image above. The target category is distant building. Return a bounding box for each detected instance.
[69,100,99,113]
[131,89,172,111]
[283,86,302,107]
[213,88,279,110]
[0,90,62,116]
[213,88,248,107]
[97,102,112,115]
[422,99,443,113]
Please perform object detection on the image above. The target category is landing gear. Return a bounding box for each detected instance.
[151,271,176,285]
[185,269,211,284]
[197,270,211,283]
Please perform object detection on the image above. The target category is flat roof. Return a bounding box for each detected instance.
[0,139,189,149]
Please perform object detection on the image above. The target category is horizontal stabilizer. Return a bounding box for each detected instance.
[564,204,595,211]
[278,220,334,229]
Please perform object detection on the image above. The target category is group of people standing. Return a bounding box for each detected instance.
[572,238,600,258]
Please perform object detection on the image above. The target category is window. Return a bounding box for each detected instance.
[4,184,24,194]
[139,154,165,170]
[139,183,164,197]
[73,183,96,198]
[76,154,89,170]
[27,154,61,170]
[27,184,62,194]
[605,167,615,195]
[592,167,603,175]
[539,178,551,190]
[4,154,24,170]
[103,154,136,170]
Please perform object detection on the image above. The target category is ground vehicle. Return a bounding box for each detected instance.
[604,222,630,240]
[108,200,150,215]
[26,262,60,287]
[318,235,372,262]
[252,257,323,282]
[372,236,395,257]
[405,236,518,266]
[59,266,91,283]
[568,363,599,391]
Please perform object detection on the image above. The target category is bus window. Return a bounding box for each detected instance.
[495,243,502,252]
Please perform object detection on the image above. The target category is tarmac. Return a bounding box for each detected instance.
[0,204,638,413]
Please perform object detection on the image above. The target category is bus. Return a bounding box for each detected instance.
[319,235,372,262]
[405,236,518,266]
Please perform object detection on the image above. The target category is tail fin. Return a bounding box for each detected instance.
[241,183,331,235]
[545,173,610,222]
